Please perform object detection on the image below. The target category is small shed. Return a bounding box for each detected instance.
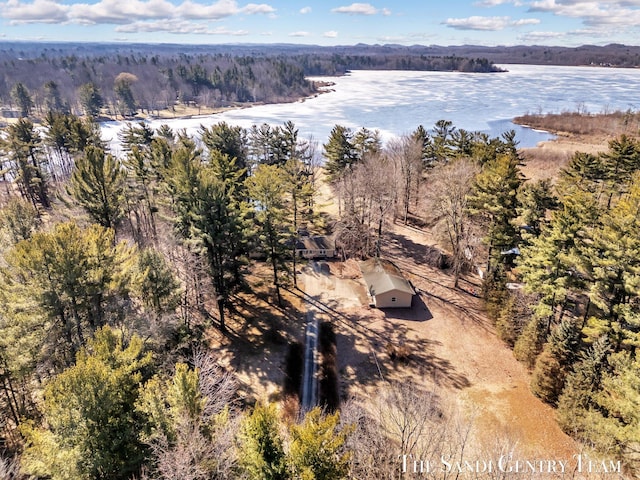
[295,235,336,259]
[359,258,415,308]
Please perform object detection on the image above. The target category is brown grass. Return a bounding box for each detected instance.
[514,110,640,138]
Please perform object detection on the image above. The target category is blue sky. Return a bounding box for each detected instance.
[1,0,640,46]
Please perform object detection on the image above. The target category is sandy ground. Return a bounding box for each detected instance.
[298,171,579,463]
[298,227,577,461]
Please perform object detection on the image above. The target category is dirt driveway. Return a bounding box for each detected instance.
[300,222,577,461]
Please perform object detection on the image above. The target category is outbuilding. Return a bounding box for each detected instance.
[359,258,415,308]
[295,235,336,259]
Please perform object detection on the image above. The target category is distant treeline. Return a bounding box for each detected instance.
[0,42,502,118]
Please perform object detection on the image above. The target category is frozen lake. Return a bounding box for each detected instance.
[102,64,640,154]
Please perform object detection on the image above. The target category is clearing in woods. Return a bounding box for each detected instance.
[299,175,578,461]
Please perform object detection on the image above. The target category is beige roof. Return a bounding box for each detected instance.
[359,258,415,296]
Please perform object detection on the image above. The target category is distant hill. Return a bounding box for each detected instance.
[2,41,639,67]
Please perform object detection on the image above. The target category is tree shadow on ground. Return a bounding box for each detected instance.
[212,290,306,403]
[285,287,470,392]
[381,230,489,332]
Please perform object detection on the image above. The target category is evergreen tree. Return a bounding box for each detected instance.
[21,327,152,480]
[3,222,137,366]
[578,173,640,351]
[558,151,606,198]
[588,352,640,470]
[10,82,33,117]
[68,146,126,230]
[352,127,381,161]
[557,335,611,436]
[43,80,67,113]
[513,315,547,369]
[134,248,181,317]
[425,119,455,163]
[516,179,558,237]
[495,291,533,348]
[288,408,352,480]
[468,153,523,274]
[530,319,582,405]
[0,197,41,245]
[246,164,290,306]
[78,82,104,118]
[600,134,640,207]
[200,121,248,173]
[165,142,248,331]
[123,144,158,242]
[323,125,355,182]
[238,403,289,480]
[3,118,50,207]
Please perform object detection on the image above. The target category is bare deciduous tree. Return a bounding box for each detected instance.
[387,135,424,225]
[426,159,479,288]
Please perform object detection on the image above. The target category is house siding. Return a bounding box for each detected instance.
[374,290,413,308]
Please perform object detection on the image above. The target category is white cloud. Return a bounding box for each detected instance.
[300,6,312,14]
[528,0,640,29]
[241,3,275,15]
[445,15,541,30]
[381,7,391,16]
[331,3,382,15]
[3,0,69,24]
[1,0,276,25]
[512,18,541,25]
[518,30,566,42]
[116,19,248,34]
[289,30,310,37]
[323,30,338,37]
[474,0,523,6]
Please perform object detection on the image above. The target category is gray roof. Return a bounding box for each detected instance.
[359,258,415,296]
[296,235,335,251]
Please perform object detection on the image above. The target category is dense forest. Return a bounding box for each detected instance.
[1,103,639,477]
[0,43,500,120]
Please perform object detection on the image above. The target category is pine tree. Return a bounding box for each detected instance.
[0,197,41,245]
[3,118,50,207]
[589,352,640,469]
[557,335,611,435]
[513,315,547,369]
[200,121,248,173]
[134,248,181,316]
[246,164,290,306]
[10,82,33,117]
[467,153,523,274]
[600,134,640,207]
[288,408,353,480]
[20,327,152,480]
[68,146,126,230]
[238,403,289,480]
[323,125,355,182]
[78,82,104,118]
[43,80,67,113]
[4,222,137,366]
[579,173,640,351]
[530,319,582,405]
[165,142,248,331]
[516,179,558,237]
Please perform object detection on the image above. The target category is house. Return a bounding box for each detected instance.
[295,235,336,259]
[359,258,415,308]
